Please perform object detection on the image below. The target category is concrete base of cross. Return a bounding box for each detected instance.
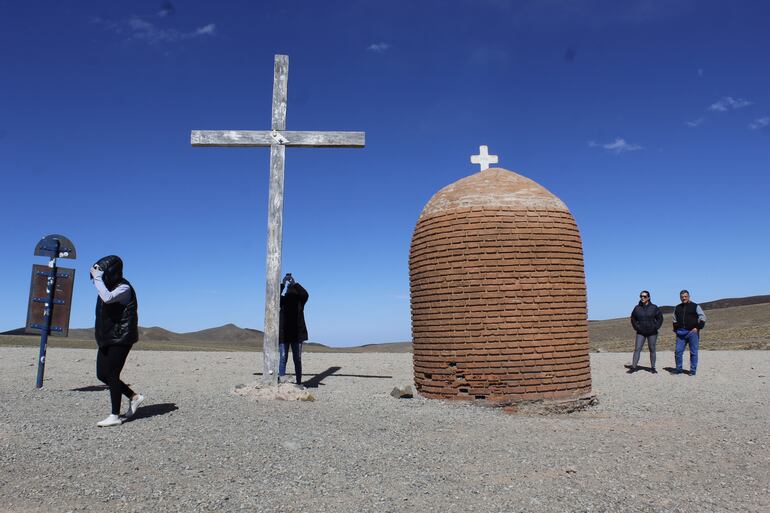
[232,382,315,402]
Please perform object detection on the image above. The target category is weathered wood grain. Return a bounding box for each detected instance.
[261,55,290,384]
[271,55,288,132]
[191,130,365,148]
[262,142,285,383]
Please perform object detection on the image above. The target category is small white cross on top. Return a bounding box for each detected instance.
[470,145,499,171]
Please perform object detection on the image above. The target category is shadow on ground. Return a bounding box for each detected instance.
[70,385,109,392]
[623,364,659,374]
[663,366,693,375]
[252,366,393,388]
[123,403,178,422]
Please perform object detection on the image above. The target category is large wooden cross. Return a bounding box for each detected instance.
[191,55,365,384]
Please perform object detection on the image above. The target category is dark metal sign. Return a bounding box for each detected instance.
[34,234,76,259]
[26,234,77,388]
[25,264,75,337]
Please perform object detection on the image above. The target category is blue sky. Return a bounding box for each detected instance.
[1,0,769,346]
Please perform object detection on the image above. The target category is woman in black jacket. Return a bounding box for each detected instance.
[629,290,664,373]
[90,255,144,427]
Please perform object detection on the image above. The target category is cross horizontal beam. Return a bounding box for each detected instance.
[191,130,365,148]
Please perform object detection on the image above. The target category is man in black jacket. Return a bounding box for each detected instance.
[629,290,664,373]
[673,290,707,376]
[278,273,309,385]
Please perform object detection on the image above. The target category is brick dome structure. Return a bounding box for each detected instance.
[409,167,592,403]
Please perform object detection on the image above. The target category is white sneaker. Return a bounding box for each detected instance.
[124,394,145,419]
[97,414,122,427]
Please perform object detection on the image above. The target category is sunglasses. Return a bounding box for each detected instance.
[640,295,649,298]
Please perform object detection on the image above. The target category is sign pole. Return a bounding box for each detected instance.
[35,240,59,388]
[27,234,77,388]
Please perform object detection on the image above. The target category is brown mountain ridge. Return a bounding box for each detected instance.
[2,294,769,352]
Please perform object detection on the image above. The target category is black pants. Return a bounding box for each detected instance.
[96,345,135,415]
[279,341,303,384]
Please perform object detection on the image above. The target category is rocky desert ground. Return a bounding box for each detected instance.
[1,347,768,513]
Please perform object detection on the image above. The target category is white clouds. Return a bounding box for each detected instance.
[749,117,770,130]
[683,95,762,131]
[708,96,752,112]
[367,42,391,53]
[589,138,643,154]
[196,24,216,36]
[126,16,216,43]
[685,117,704,128]
[93,15,216,44]
[128,16,154,33]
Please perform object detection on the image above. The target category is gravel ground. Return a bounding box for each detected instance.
[1,347,768,513]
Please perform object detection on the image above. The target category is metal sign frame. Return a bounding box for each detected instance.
[26,234,77,388]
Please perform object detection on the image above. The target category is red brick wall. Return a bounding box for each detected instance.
[410,206,592,403]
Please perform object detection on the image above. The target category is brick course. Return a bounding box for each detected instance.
[409,168,592,403]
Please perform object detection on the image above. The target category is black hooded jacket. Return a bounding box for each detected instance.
[279,282,309,343]
[94,255,139,348]
[630,301,664,337]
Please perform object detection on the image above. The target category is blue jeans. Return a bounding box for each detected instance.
[675,329,699,374]
[279,341,303,383]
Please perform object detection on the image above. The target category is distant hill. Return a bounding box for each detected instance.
[339,341,413,353]
[3,294,769,352]
[589,301,770,351]
[657,294,770,314]
[178,323,263,343]
[0,324,264,352]
[64,324,258,343]
[0,323,348,353]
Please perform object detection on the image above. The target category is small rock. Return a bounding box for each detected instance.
[281,441,301,450]
[390,385,413,399]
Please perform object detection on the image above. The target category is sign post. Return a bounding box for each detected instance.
[26,234,76,388]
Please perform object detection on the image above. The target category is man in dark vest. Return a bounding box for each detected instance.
[279,273,309,386]
[91,255,144,427]
[673,289,707,376]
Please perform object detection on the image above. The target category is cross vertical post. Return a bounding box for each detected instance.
[263,55,289,383]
